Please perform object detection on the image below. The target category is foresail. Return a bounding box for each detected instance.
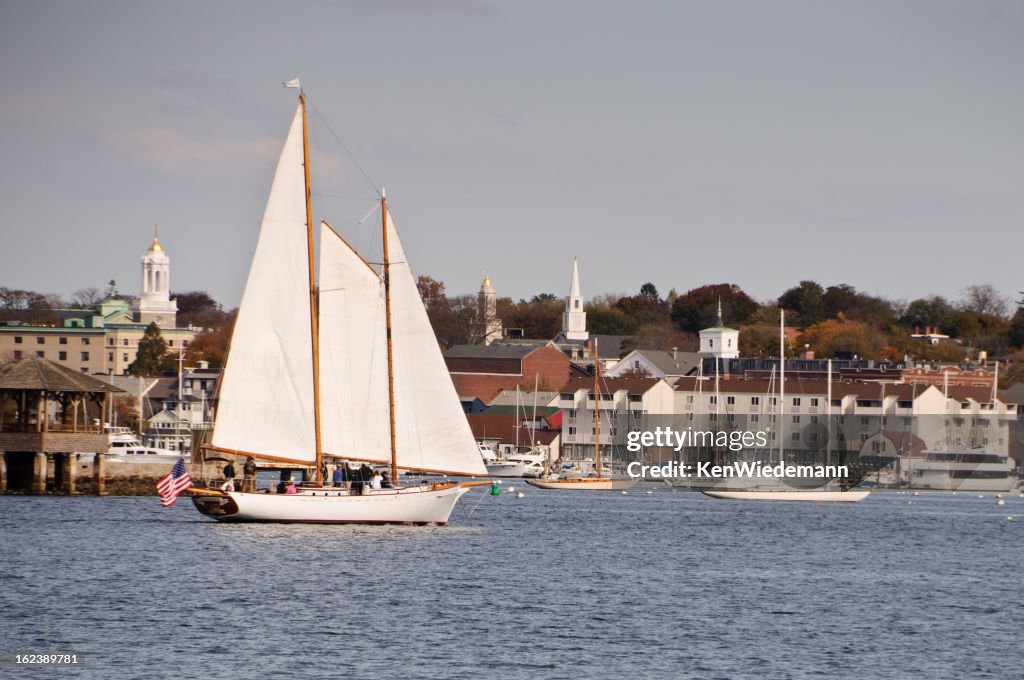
[318,222,392,462]
[386,210,488,476]
[211,104,317,463]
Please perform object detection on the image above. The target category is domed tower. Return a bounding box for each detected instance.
[476,272,503,345]
[137,227,178,327]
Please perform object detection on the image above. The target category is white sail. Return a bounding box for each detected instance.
[386,210,488,476]
[211,104,317,463]
[318,222,392,462]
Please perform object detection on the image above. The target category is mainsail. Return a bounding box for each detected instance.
[211,105,317,463]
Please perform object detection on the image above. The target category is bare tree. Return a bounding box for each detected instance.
[960,284,1009,318]
[72,287,102,308]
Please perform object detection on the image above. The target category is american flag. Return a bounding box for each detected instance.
[156,458,192,507]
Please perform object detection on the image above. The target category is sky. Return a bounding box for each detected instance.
[0,0,1021,311]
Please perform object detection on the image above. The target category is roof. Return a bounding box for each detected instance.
[561,376,665,396]
[482,405,561,418]
[466,413,560,447]
[0,356,123,393]
[670,377,999,403]
[445,344,539,360]
[619,350,701,377]
[487,390,560,407]
[998,383,1024,406]
[592,335,629,359]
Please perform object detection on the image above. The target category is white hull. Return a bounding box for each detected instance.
[703,489,871,503]
[192,483,471,524]
[525,478,639,491]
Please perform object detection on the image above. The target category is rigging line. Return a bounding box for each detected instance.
[308,98,382,198]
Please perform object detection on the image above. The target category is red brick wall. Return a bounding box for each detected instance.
[451,347,570,402]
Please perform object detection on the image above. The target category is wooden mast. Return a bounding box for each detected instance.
[381,191,399,485]
[300,91,324,486]
[593,337,601,479]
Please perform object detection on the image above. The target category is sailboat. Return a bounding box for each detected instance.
[526,339,638,491]
[703,311,870,503]
[190,87,490,523]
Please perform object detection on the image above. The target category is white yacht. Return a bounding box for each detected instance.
[485,451,547,478]
[908,451,1018,492]
[105,426,180,462]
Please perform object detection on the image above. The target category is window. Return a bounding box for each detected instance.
[122,339,129,346]
[36,350,44,358]
[13,350,22,359]
[122,353,128,362]
[769,397,777,406]
[80,367,88,373]
[13,336,22,344]
[36,337,45,344]
[872,441,884,453]
[686,395,694,404]
[810,398,819,407]
[81,352,89,361]
[108,352,114,361]
[751,396,760,406]
[568,427,576,435]
[726,396,735,405]
[792,432,800,442]
[81,338,90,345]
[574,300,579,309]
[792,397,801,406]
[108,338,115,346]
[568,409,577,419]
[792,415,801,423]
[831,399,841,407]
[751,414,759,423]
[59,337,68,345]
[58,351,67,361]
[709,396,718,405]
[709,339,714,348]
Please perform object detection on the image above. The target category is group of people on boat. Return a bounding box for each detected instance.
[217,458,393,495]
[333,462,392,493]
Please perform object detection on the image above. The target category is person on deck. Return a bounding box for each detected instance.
[370,471,382,490]
[285,482,298,494]
[223,460,236,481]
[381,471,392,489]
[243,457,257,493]
[332,463,347,488]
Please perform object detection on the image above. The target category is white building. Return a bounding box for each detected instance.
[561,258,588,343]
[137,230,178,327]
[698,299,739,360]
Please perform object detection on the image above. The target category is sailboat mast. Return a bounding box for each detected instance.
[300,92,324,486]
[593,338,601,478]
[381,191,399,484]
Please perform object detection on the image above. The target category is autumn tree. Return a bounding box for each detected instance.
[777,281,827,326]
[960,284,1009,318]
[798,316,887,359]
[900,296,958,332]
[670,284,759,333]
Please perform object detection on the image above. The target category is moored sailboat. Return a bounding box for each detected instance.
[526,339,638,491]
[190,85,489,523]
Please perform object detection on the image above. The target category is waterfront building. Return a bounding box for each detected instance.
[0,235,195,375]
[604,348,701,382]
[558,376,675,462]
[444,344,576,402]
[698,299,739,361]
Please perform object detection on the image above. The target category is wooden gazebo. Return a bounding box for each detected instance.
[0,356,123,493]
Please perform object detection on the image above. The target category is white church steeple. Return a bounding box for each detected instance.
[562,257,588,342]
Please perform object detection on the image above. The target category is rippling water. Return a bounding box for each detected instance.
[2,488,1022,679]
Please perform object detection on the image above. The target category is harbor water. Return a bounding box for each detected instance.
[2,488,1021,678]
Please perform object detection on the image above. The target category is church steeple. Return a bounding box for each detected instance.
[562,257,588,342]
